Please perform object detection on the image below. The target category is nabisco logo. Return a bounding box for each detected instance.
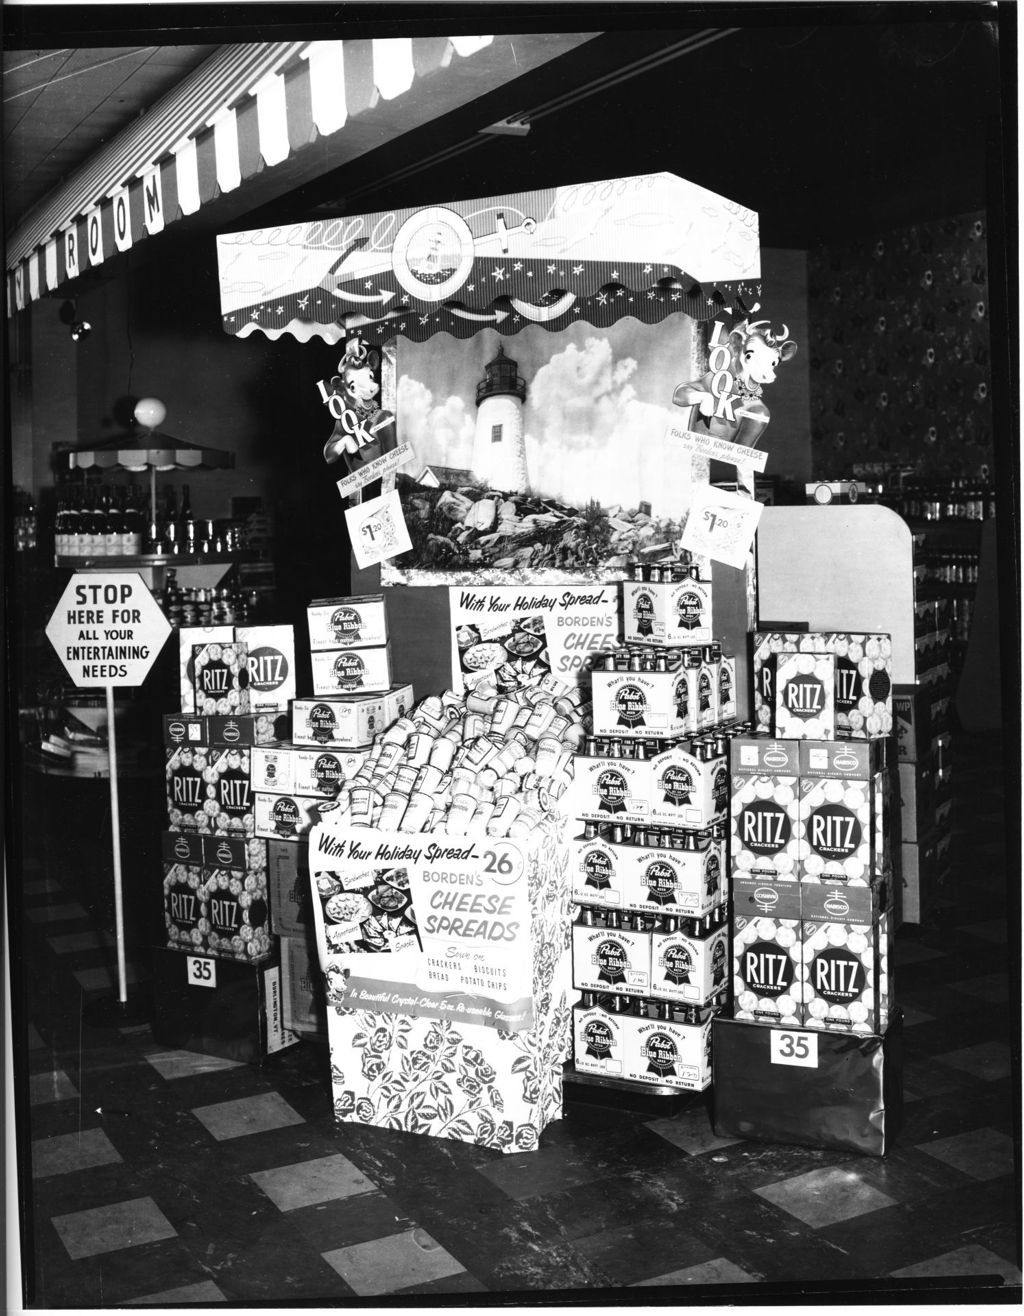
[331,607,363,642]
[167,719,187,742]
[753,885,779,913]
[220,719,241,744]
[763,746,791,770]
[833,748,860,773]
[824,892,851,919]
[173,836,192,860]
[215,840,235,866]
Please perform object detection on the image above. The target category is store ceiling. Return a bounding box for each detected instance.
[1,10,1010,262]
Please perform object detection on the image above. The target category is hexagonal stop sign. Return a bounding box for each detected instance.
[46,571,172,688]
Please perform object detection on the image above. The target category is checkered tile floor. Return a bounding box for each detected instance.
[12,733,1020,1304]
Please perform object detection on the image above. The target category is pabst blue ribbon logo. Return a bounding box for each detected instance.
[614,683,647,729]
[334,652,365,690]
[784,674,826,719]
[582,848,614,889]
[711,939,727,983]
[633,592,655,638]
[641,1031,678,1077]
[704,851,722,897]
[713,765,729,810]
[659,764,693,808]
[583,1018,614,1059]
[698,670,712,713]
[308,703,337,744]
[595,938,628,984]
[676,590,702,631]
[314,753,343,795]
[719,662,733,702]
[673,675,689,719]
[596,768,628,814]
[662,944,692,985]
[643,860,679,906]
[331,606,363,643]
[272,797,300,836]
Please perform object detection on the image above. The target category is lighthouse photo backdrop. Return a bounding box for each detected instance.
[382,315,705,586]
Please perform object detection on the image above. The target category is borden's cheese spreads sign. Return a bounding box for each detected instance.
[307,824,535,1032]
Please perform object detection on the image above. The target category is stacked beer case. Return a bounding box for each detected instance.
[712,630,902,1156]
[566,556,736,1098]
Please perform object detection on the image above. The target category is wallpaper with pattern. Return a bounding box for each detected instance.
[807,212,993,479]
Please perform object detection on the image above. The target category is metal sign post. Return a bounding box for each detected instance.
[45,572,172,1020]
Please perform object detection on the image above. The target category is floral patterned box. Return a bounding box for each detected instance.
[321,818,573,1153]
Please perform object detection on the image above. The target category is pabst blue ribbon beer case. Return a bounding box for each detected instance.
[571,752,652,827]
[254,792,325,841]
[623,836,725,918]
[623,1006,715,1091]
[291,692,393,750]
[251,743,368,799]
[590,669,690,741]
[650,921,729,1005]
[307,594,389,651]
[622,576,713,646]
[731,876,804,1026]
[570,835,627,910]
[729,737,801,880]
[236,625,296,713]
[649,743,728,830]
[310,644,393,696]
[572,997,627,1077]
[572,919,651,997]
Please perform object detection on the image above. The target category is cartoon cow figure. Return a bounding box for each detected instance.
[673,318,797,493]
[322,337,397,470]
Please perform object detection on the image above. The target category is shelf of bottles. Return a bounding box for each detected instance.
[54,478,252,565]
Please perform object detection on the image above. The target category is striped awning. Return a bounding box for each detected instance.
[4,35,521,318]
[217,172,763,346]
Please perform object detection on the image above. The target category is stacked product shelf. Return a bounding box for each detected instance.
[566,555,738,1101]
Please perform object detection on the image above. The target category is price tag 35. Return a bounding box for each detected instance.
[769,1028,818,1068]
[186,955,217,989]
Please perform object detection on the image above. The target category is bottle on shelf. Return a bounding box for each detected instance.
[179,484,196,555]
[103,486,123,557]
[121,483,144,555]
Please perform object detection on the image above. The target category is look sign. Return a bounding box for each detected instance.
[46,572,171,687]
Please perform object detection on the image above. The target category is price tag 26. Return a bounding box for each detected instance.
[186,955,217,989]
[769,1028,818,1068]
